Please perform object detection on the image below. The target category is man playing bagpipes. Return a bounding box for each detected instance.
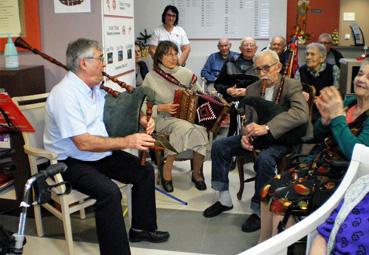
[203,50,308,233]
[43,38,169,255]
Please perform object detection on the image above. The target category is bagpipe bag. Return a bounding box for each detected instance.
[103,87,146,137]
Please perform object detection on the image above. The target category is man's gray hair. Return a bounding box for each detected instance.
[253,49,280,64]
[218,38,230,46]
[240,36,256,47]
[306,42,327,58]
[270,35,286,47]
[318,33,332,42]
[66,38,101,72]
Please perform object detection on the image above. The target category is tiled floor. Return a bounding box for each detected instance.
[23,235,208,255]
[0,144,260,255]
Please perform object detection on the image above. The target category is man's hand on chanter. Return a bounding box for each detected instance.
[126,133,156,150]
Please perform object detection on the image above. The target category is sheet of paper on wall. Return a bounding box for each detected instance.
[0,0,22,37]
[343,12,355,21]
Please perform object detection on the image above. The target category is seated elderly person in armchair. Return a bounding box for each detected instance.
[203,50,308,233]
[318,32,344,68]
[258,62,369,243]
[141,40,208,193]
[214,37,259,136]
[269,35,289,74]
[295,42,340,123]
[201,38,239,95]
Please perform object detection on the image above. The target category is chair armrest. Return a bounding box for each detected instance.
[23,145,58,161]
[23,144,66,192]
[330,160,350,168]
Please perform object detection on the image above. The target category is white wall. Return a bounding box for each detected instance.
[134,0,287,78]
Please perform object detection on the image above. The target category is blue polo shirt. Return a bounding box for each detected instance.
[44,71,111,161]
[201,51,239,83]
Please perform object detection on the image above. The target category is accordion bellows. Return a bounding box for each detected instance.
[172,90,230,135]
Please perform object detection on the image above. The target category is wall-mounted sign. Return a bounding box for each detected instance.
[343,12,355,21]
[102,0,135,91]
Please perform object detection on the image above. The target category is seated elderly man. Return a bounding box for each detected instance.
[203,50,308,233]
[269,35,289,73]
[201,38,239,95]
[214,37,259,136]
[44,38,169,255]
[318,33,344,68]
[295,42,340,123]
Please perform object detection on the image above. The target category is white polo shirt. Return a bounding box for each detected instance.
[44,71,111,161]
[149,25,190,55]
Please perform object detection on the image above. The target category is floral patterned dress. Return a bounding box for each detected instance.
[260,99,369,215]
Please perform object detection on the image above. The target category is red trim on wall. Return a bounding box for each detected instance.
[0,0,41,52]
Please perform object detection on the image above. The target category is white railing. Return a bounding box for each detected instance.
[239,144,369,255]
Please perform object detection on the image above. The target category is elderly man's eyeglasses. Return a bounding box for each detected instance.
[85,56,104,63]
[254,62,278,74]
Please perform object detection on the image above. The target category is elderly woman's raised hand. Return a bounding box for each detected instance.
[315,86,345,126]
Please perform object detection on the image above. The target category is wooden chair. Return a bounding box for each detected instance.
[236,85,316,200]
[12,93,132,255]
[238,143,369,255]
[154,148,203,184]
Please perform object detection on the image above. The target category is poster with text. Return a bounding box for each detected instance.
[102,0,135,91]
[103,0,133,16]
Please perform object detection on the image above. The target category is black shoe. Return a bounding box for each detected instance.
[161,178,174,193]
[129,229,170,243]
[203,201,233,218]
[192,176,207,191]
[241,214,260,232]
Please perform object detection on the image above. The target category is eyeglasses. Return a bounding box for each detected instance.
[254,62,278,74]
[85,56,104,63]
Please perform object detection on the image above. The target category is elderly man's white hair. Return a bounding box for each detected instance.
[218,38,230,45]
[240,36,256,47]
[253,49,280,63]
[318,33,332,42]
[270,35,286,47]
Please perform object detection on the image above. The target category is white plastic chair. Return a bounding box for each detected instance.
[12,93,132,255]
[238,143,369,255]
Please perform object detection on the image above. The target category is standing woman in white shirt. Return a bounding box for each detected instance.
[149,5,190,66]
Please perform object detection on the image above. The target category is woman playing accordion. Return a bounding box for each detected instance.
[141,41,208,193]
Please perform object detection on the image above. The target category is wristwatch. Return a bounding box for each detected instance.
[264,125,270,133]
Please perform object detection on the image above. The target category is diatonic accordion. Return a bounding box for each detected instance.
[172,90,230,135]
